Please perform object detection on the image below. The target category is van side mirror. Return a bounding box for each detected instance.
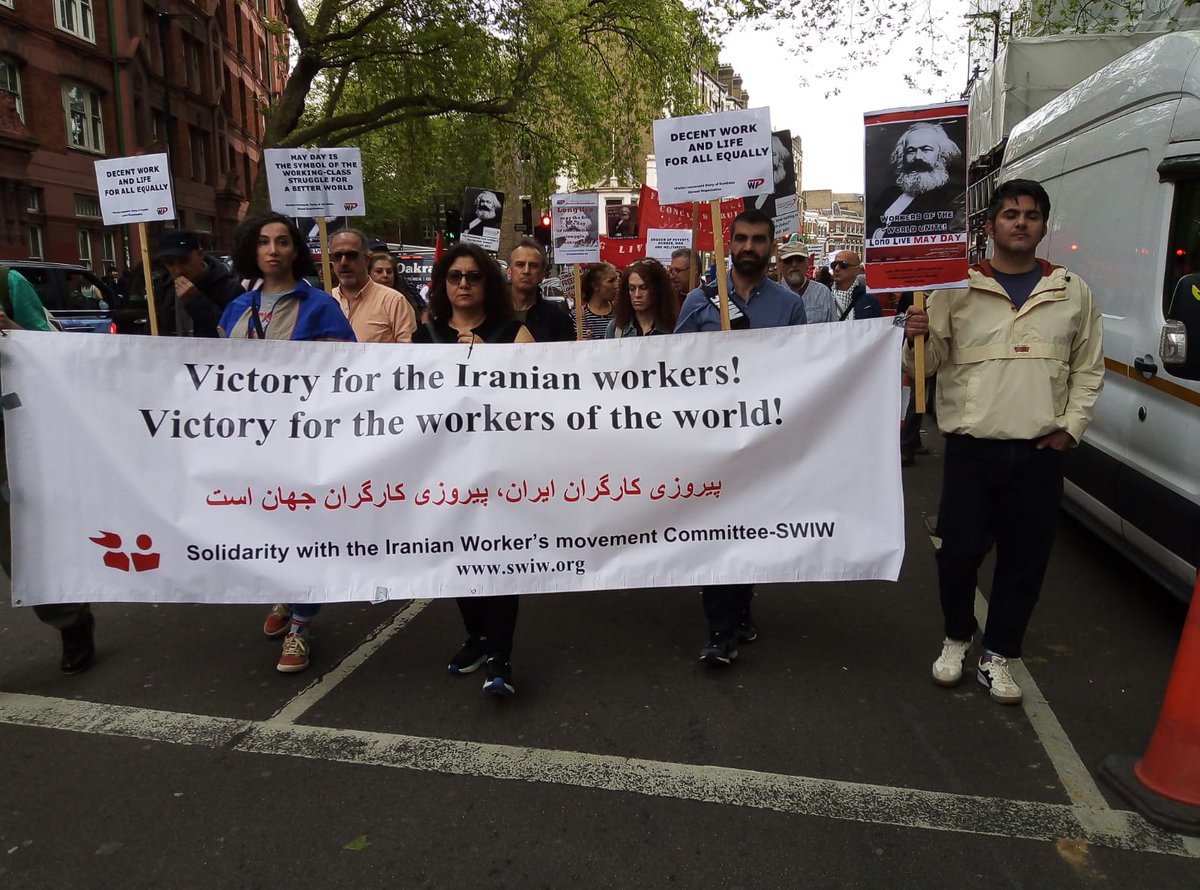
[1162,274,1200,379]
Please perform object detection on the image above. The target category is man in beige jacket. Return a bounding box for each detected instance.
[903,179,1104,705]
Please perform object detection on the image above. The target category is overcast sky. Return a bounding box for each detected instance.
[719,5,974,194]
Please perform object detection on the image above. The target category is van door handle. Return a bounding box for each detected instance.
[1134,356,1158,377]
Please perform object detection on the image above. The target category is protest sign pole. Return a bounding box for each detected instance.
[914,292,927,412]
[317,217,332,293]
[573,263,584,340]
[709,199,731,331]
[137,223,160,336]
[689,204,700,291]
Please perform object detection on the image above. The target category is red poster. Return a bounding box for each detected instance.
[596,186,745,269]
[863,101,969,293]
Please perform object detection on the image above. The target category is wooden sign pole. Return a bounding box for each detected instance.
[914,292,927,413]
[137,222,160,336]
[709,199,731,331]
[689,203,700,292]
[573,263,584,340]
[317,216,332,293]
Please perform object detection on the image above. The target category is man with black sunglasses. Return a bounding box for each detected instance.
[828,251,881,321]
[329,229,416,343]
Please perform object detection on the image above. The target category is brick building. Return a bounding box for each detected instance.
[0,0,286,269]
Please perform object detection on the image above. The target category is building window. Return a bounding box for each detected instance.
[0,59,22,122]
[75,194,102,218]
[55,0,96,43]
[190,126,209,183]
[78,230,93,269]
[194,213,214,234]
[27,226,43,260]
[183,37,202,91]
[62,82,105,153]
[101,232,117,268]
[26,189,41,213]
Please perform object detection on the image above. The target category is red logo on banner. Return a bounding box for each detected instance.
[157,207,169,215]
[747,178,765,189]
[89,531,161,573]
[344,202,359,211]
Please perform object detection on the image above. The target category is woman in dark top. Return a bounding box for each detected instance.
[605,259,679,338]
[414,243,530,696]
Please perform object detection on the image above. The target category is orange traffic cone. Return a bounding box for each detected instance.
[1101,571,1200,835]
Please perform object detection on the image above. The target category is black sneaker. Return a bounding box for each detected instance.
[448,636,488,674]
[699,634,738,666]
[736,618,758,644]
[60,613,95,674]
[482,657,515,696]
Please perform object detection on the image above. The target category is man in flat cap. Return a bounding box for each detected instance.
[156,229,243,337]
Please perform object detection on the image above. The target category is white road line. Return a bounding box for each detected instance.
[268,599,431,725]
[0,691,1194,859]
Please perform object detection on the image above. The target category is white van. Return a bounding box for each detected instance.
[999,31,1200,600]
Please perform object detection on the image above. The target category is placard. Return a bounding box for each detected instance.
[645,229,692,263]
[653,107,774,204]
[550,193,600,264]
[94,153,176,225]
[264,147,367,217]
[461,187,506,252]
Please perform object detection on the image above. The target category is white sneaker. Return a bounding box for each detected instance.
[977,654,1023,704]
[931,637,973,686]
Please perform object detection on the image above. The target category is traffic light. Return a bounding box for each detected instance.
[533,210,551,247]
[540,213,552,228]
[445,208,461,243]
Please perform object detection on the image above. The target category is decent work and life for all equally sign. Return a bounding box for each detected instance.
[652,107,774,204]
[1,323,906,606]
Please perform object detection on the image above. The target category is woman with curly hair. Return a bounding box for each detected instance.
[605,259,678,338]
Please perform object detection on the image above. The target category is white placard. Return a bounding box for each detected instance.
[264,147,366,217]
[652,107,774,204]
[645,228,692,263]
[2,322,904,605]
[94,153,176,225]
[550,193,600,264]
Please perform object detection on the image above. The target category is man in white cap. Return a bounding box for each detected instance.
[778,236,834,323]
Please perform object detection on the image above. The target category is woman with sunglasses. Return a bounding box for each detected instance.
[575,262,618,339]
[219,212,356,675]
[414,243,531,696]
[605,259,678,338]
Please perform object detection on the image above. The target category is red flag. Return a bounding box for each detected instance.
[434,231,444,264]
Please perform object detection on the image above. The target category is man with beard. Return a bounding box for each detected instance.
[509,238,573,341]
[464,190,503,239]
[778,237,834,323]
[675,209,806,667]
[869,122,966,241]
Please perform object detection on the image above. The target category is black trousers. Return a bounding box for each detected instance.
[701,584,754,637]
[456,595,519,659]
[936,434,1063,658]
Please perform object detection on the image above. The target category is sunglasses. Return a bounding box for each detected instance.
[446,269,484,286]
[330,250,361,262]
[830,261,854,270]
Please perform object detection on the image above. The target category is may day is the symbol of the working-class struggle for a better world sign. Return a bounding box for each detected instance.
[1,321,905,606]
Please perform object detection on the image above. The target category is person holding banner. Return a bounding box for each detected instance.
[413,243,532,696]
[605,259,678,338]
[0,267,95,672]
[902,180,1104,704]
[508,239,574,342]
[328,229,416,344]
[675,208,807,667]
[574,263,618,340]
[218,213,356,674]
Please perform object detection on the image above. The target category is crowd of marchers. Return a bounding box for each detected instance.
[3,178,1103,708]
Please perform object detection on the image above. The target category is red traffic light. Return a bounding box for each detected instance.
[540,214,552,227]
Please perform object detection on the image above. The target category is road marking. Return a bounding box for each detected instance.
[269,599,431,725]
[0,691,1194,859]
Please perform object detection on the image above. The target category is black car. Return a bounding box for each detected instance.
[5,262,147,334]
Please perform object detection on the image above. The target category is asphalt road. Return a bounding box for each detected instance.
[2,438,1198,889]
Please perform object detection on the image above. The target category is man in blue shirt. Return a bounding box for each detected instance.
[674,209,806,666]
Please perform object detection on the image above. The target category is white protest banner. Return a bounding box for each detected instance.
[263,147,366,217]
[645,228,692,263]
[550,193,600,264]
[653,107,773,204]
[94,153,176,225]
[1,322,904,606]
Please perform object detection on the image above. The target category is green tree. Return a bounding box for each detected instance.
[256,0,717,217]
